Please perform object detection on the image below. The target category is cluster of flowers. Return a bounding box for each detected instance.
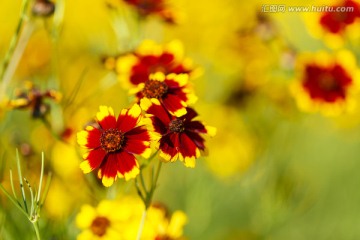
[76,197,187,240]
[291,0,360,116]
[77,39,215,187]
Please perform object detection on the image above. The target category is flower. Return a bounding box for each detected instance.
[114,40,195,89]
[151,207,187,240]
[130,72,197,117]
[291,50,360,116]
[8,81,62,118]
[304,0,360,48]
[77,104,151,187]
[76,197,187,240]
[76,200,123,240]
[123,0,177,23]
[141,98,216,167]
[319,0,360,34]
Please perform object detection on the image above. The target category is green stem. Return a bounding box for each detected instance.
[135,148,163,239]
[32,222,41,240]
[139,171,148,193]
[16,149,28,214]
[0,0,30,82]
[145,161,162,208]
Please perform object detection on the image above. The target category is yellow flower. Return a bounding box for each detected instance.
[75,197,187,240]
[290,50,360,116]
[203,105,256,178]
[76,200,124,240]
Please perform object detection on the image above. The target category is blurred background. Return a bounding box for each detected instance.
[1,0,360,239]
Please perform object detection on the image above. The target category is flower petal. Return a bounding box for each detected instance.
[182,107,198,122]
[185,121,207,133]
[124,127,151,158]
[80,148,106,173]
[165,73,188,87]
[116,151,140,180]
[159,133,180,162]
[184,131,205,150]
[99,154,118,187]
[77,126,101,149]
[96,106,117,129]
[117,104,142,133]
[141,98,171,125]
[179,133,200,168]
[75,204,97,229]
[161,94,187,117]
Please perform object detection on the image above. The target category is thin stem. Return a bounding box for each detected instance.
[135,209,147,240]
[145,161,162,208]
[0,0,30,82]
[139,171,148,193]
[152,161,162,189]
[135,150,163,239]
[135,178,146,203]
[40,172,52,207]
[9,169,19,202]
[37,153,45,203]
[16,149,28,213]
[0,22,34,102]
[32,222,41,240]
[24,178,34,219]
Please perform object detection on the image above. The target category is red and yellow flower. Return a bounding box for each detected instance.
[319,0,360,34]
[305,0,360,48]
[141,98,216,167]
[291,50,360,116]
[77,104,151,187]
[129,72,197,117]
[123,0,177,23]
[114,40,196,88]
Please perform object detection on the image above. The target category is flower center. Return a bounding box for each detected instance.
[90,217,110,237]
[303,64,352,103]
[318,74,339,91]
[169,119,185,133]
[142,80,168,98]
[100,128,125,152]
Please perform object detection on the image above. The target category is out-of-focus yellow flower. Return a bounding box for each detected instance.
[304,0,360,48]
[75,196,187,240]
[76,200,125,240]
[51,141,83,180]
[45,177,77,219]
[290,50,360,116]
[152,208,187,240]
[204,105,256,178]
